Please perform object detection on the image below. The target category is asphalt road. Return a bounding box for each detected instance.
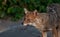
[0,19,52,37]
[0,25,52,37]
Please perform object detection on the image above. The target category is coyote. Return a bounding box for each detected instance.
[23,8,59,37]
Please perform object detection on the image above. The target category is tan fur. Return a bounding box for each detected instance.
[23,8,59,37]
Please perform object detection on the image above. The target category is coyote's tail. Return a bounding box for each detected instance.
[47,3,60,27]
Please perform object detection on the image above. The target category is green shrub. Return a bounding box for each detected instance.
[0,0,60,21]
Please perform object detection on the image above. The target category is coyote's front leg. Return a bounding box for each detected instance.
[42,31,47,37]
[52,28,58,37]
[58,30,60,37]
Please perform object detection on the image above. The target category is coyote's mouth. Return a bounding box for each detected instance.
[23,23,37,27]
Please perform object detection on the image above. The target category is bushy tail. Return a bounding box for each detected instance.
[47,3,60,27]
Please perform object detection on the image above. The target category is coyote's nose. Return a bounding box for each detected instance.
[21,22,23,24]
[21,22,27,26]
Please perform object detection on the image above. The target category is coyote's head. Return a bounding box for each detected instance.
[23,8,38,26]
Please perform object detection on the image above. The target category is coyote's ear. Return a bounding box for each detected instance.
[24,8,28,14]
[33,10,38,16]
[34,10,37,13]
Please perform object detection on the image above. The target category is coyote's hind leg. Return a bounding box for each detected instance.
[52,28,58,37]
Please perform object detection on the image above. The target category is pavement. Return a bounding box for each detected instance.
[0,19,52,37]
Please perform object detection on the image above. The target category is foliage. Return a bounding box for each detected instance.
[0,0,60,21]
